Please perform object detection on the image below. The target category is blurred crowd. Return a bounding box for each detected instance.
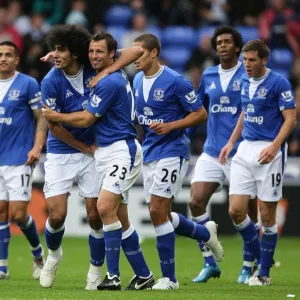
[0,0,300,156]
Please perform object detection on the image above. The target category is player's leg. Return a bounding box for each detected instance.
[95,139,143,291]
[249,145,284,286]
[40,153,74,288]
[189,154,225,282]
[96,189,122,291]
[6,165,44,280]
[84,197,104,290]
[0,199,9,280]
[237,197,259,284]
[118,203,154,290]
[149,193,179,290]
[78,155,104,290]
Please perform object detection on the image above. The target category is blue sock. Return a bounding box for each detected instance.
[171,212,210,241]
[89,228,105,267]
[193,213,216,266]
[103,221,122,277]
[0,221,10,274]
[45,219,65,250]
[122,225,150,278]
[155,221,176,283]
[259,225,278,277]
[17,215,42,257]
[234,216,260,263]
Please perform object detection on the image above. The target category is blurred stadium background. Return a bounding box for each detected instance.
[1,0,300,298]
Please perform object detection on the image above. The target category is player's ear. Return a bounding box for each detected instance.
[15,56,20,66]
[109,49,115,59]
[151,48,158,59]
[262,57,268,66]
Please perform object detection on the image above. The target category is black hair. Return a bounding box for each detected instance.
[211,26,244,57]
[0,41,19,56]
[45,24,91,65]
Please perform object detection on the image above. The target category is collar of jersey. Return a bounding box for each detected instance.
[144,66,164,79]
[62,65,84,79]
[0,71,19,83]
[219,61,241,73]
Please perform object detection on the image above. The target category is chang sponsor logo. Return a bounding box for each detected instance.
[211,104,237,114]
[0,117,12,125]
[244,113,264,125]
[138,115,164,125]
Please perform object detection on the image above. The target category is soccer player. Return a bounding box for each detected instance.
[220,39,296,286]
[0,41,47,280]
[190,26,259,284]
[39,25,146,290]
[42,31,154,291]
[131,33,223,290]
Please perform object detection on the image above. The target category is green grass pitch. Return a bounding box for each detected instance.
[1,235,300,300]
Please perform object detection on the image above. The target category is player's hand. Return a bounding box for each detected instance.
[149,122,173,135]
[258,143,279,165]
[25,147,41,167]
[89,69,110,88]
[219,142,234,165]
[40,51,55,63]
[41,102,61,122]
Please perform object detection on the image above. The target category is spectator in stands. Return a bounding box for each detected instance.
[33,0,64,26]
[6,0,32,36]
[287,15,300,57]
[226,0,267,26]
[65,0,88,29]
[289,57,300,89]
[196,0,229,25]
[0,7,23,52]
[258,0,295,49]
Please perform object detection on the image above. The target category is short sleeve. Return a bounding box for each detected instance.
[41,78,61,112]
[86,77,118,117]
[277,77,296,111]
[175,76,203,112]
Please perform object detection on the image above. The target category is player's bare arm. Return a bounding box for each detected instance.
[219,110,244,165]
[89,46,144,87]
[258,108,297,165]
[25,109,48,166]
[42,102,97,128]
[47,122,94,154]
[149,106,207,135]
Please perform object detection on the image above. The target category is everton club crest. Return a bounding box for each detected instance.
[153,88,164,101]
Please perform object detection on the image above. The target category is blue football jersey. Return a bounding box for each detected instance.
[134,66,202,163]
[41,66,96,154]
[0,72,41,165]
[241,69,296,141]
[199,63,244,157]
[86,70,137,146]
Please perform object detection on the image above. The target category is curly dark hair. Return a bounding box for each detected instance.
[45,24,91,65]
[211,26,244,57]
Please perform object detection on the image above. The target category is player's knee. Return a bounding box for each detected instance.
[0,208,9,222]
[189,195,206,214]
[149,206,164,223]
[11,210,27,224]
[48,211,67,229]
[259,210,275,226]
[229,206,245,223]
[87,211,102,229]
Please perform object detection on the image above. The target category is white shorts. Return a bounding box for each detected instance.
[143,157,189,203]
[94,139,142,204]
[44,153,100,199]
[0,165,33,201]
[230,140,287,202]
[191,152,231,192]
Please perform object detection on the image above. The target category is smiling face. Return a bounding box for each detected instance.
[243,50,267,78]
[88,39,115,72]
[0,45,19,78]
[216,33,239,63]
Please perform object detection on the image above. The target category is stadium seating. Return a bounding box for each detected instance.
[162,26,196,48]
[104,5,133,27]
[197,26,215,44]
[161,46,192,73]
[235,26,258,43]
[268,48,294,70]
[105,26,128,46]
